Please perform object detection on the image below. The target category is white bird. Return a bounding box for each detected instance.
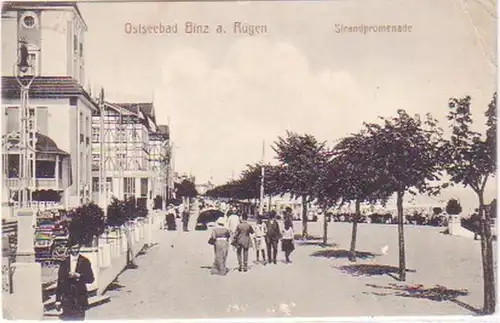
[381,245,389,255]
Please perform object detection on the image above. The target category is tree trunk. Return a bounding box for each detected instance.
[302,195,308,238]
[397,190,406,281]
[478,191,496,314]
[349,199,361,262]
[268,195,272,212]
[322,203,328,245]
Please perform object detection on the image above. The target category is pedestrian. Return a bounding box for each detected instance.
[55,241,94,320]
[182,209,190,232]
[125,221,137,268]
[281,220,295,263]
[233,213,254,272]
[209,217,230,275]
[225,207,240,239]
[265,213,281,264]
[252,217,267,264]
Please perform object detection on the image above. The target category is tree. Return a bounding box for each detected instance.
[175,179,198,198]
[362,110,443,281]
[329,131,392,260]
[442,93,496,314]
[445,198,462,215]
[68,202,105,246]
[273,132,331,238]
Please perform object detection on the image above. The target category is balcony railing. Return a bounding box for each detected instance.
[5,178,62,190]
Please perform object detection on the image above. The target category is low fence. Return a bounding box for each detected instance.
[2,210,166,319]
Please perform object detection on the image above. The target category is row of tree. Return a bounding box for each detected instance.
[206,94,496,314]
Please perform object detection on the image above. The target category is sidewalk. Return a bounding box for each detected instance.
[86,221,495,319]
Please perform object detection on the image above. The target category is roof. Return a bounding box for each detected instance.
[2,76,98,110]
[3,132,69,155]
[114,103,155,121]
[2,1,87,29]
[36,133,69,155]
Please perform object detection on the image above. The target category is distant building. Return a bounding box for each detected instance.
[196,182,215,195]
[90,101,170,208]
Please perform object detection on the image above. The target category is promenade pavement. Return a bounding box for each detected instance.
[86,218,496,319]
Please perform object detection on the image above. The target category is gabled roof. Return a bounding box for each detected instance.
[2,76,98,110]
[114,103,155,122]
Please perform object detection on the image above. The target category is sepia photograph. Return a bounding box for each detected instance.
[0,0,497,320]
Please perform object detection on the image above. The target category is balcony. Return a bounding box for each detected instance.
[5,178,64,191]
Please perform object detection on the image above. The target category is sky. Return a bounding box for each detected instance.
[78,0,497,209]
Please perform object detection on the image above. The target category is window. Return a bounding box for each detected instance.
[106,177,113,193]
[124,177,135,197]
[6,107,19,133]
[28,107,35,133]
[79,112,84,132]
[74,35,78,52]
[140,178,148,197]
[92,177,99,192]
[36,107,48,135]
[92,127,100,142]
[19,48,39,76]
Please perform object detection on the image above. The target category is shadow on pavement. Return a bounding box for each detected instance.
[298,241,339,248]
[106,280,126,292]
[363,283,482,315]
[311,249,377,259]
[294,234,322,241]
[335,264,416,280]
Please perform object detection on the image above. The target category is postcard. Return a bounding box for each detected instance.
[1,0,497,321]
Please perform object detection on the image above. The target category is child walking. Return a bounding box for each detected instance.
[281,220,295,263]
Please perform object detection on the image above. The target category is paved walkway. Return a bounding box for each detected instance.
[86,220,496,319]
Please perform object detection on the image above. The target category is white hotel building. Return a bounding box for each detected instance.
[1,2,171,217]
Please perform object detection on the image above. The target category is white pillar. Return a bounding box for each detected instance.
[10,262,43,320]
[16,209,36,263]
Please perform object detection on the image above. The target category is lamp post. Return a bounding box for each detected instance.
[98,88,107,213]
[259,140,265,217]
[9,39,43,320]
[13,39,37,264]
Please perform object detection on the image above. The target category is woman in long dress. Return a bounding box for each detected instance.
[210,217,231,275]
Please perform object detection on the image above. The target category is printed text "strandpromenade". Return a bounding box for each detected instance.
[335,24,413,34]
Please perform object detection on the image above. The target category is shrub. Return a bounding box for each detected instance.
[106,197,127,228]
[136,198,148,218]
[68,202,105,246]
[433,207,443,216]
[446,198,462,215]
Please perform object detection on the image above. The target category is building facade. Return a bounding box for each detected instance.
[90,101,170,209]
[1,2,96,215]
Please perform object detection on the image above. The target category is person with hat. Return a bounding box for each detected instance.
[55,240,94,320]
[208,217,231,275]
[233,213,254,272]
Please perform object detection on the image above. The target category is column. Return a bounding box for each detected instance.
[55,155,59,188]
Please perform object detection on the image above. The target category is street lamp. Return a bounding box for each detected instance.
[13,39,38,264]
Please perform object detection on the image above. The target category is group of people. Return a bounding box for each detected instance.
[209,207,296,275]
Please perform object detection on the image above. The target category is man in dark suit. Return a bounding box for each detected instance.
[265,213,281,264]
[233,213,254,272]
[55,241,95,320]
